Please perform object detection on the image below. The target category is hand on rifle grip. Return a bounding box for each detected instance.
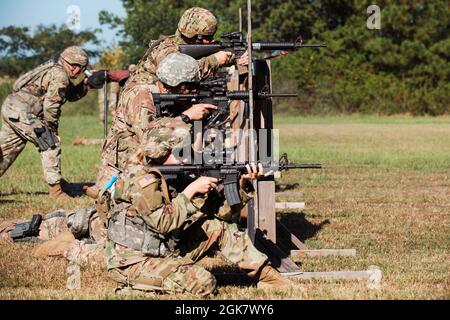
[183,177,219,200]
[183,104,217,121]
[213,51,234,65]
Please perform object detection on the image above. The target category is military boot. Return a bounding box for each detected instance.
[60,178,72,192]
[34,231,76,257]
[83,185,100,199]
[256,265,292,289]
[49,183,72,200]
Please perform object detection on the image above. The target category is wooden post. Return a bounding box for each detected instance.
[253,59,277,241]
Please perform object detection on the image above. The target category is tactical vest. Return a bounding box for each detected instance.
[107,168,177,257]
[13,60,57,94]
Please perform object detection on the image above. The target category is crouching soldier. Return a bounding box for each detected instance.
[0,46,91,199]
[105,124,292,297]
[89,52,217,198]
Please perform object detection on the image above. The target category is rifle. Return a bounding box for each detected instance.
[179,31,326,60]
[152,157,321,206]
[152,88,296,129]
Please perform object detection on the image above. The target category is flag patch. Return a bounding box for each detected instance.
[138,175,156,188]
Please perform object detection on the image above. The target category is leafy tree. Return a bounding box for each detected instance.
[97,45,126,69]
[0,24,100,77]
[100,0,449,115]
[99,0,191,65]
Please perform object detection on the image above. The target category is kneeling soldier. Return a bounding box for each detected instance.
[0,46,91,199]
[105,125,292,297]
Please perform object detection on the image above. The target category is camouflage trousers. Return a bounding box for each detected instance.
[108,217,268,297]
[0,96,62,185]
[0,213,68,245]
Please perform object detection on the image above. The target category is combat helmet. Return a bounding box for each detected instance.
[60,46,89,67]
[177,7,217,39]
[156,52,200,87]
[140,117,191,162]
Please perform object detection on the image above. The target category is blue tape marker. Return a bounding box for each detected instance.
[104,174,119,191]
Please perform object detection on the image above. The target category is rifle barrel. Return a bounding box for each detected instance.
[283,164,322,169]
[259,93,298,98]
[253,42,326,51]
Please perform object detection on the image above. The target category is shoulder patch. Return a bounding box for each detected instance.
[138,175,156,189]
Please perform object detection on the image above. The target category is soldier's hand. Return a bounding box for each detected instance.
[183,177,219,200]
[237,50,249,66]
[182,104,217,121]
[213,51,234,65]
[240,163,266,187]
[83,77,92,90]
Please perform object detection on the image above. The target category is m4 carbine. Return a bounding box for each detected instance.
[152,159,321,206]
[179,31,326,59]
[152,89,296,129]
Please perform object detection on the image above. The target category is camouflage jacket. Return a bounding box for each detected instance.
[111,81,159,143]
[12,61,87,131]
[130,33,220,85]
[105,164,253,269]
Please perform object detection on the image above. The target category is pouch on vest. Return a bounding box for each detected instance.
[9,93,43,119]
[27,115,57,152]
[107,211,175,258]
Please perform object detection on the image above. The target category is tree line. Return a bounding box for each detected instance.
[1,0,449,115]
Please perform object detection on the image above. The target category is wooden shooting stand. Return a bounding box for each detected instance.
[227,59,378,285]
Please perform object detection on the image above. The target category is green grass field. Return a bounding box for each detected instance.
[1,112,449,299]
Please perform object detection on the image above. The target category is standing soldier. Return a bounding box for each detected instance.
[0,46,91,199]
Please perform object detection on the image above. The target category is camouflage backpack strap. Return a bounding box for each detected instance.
[135,38,166,73]
[144,168,171,204]
[146,38,166,59]
[13,60,57,93]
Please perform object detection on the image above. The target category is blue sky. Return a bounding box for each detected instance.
[0,0,125,48]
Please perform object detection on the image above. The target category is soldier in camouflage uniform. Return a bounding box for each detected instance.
[0,46,91,199]
[89,53,217,198]
[105,123,291,297]
[130,7,237,86]
[0,207,105,249]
